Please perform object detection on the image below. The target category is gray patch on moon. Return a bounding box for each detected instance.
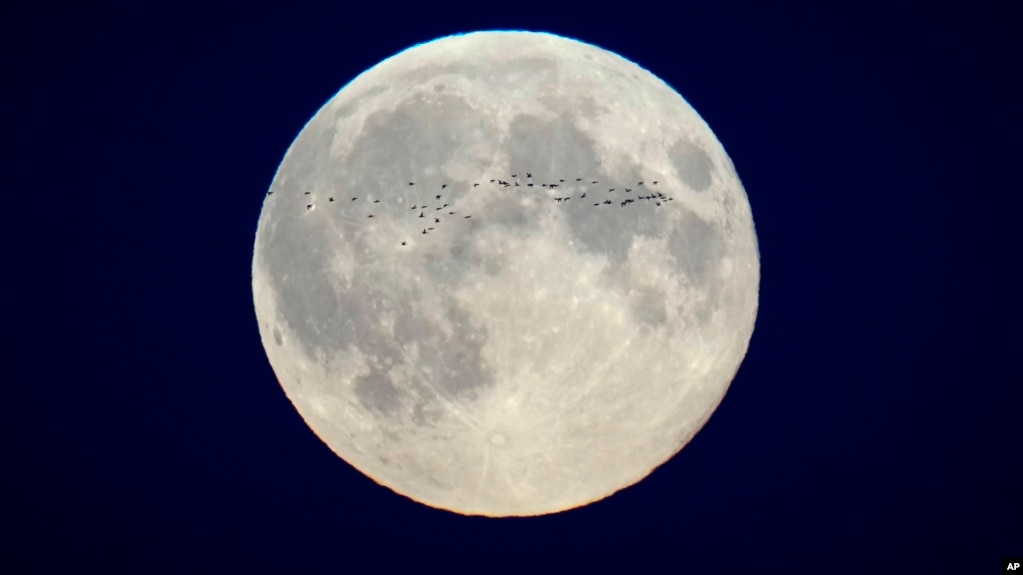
[344,92,482,185]
[505,112,601,180]
[668,207,726,289]
[630,286,669,327]
[273,327,283,346]
[354,370,403,414]
[669,139,714,192]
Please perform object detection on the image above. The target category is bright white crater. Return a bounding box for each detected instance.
[252,31,759,517]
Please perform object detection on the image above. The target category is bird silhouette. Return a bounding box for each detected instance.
[329,197,335,202]
[581,193,587,198]
[422,229,428,234]
[306,204,313,210]
[449,211,455,215]
[409,182,415,186]
[434,218,440,223]
[464,215,471,219]
[526,172,532,178]
[591,181,598,184]
[267,191,273,195]
[576,178,582,181]
[474,183,479,188]
[374,199,380,203]
[419,211,424,218]
[511,174,518,178]
[436,195,441,199]
[638,181,644,186]
[652,181,658,185]
[527,183,534,187]
[352,197,357,201]
[401,241,407,246]
[441,184,447,189]
[559,179,565,182]
[304,191,311,195]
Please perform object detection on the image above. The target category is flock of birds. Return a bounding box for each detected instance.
[266,172,675,247]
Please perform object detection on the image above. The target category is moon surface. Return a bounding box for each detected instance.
[252,31,759,517]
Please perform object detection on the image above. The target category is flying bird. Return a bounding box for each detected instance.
[306,204,313,210]
[329,197,335,202]
[436,195,441,199]
[352,197,357,201]
[368,214,374,218]
[652,181,658,185]
[526,172,532,178]
[464,215,471,219]
[576,178,582,181]
[474,183,479,188]
[422,229,428,234]
[409,182,415,186]
[304,191,311,195]
[434,218,440,223]
[580,193,587,198]
[419,211,424,218]
[374,199,380,203]
[441,184,447,189]
[401,241,407,246]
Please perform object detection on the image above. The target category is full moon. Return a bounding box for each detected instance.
[252,31,759,517]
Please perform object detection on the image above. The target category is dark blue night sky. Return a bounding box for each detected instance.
[4,2,1021,573]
